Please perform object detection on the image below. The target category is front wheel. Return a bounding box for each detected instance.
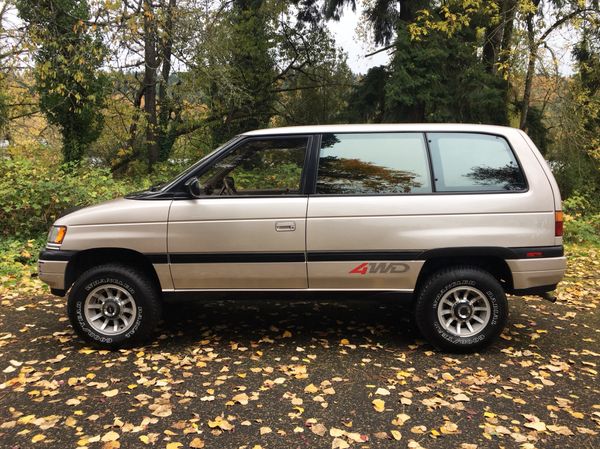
[414,266,508,353]
[67,264,162,349]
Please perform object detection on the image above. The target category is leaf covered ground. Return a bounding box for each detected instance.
[0,246,599,449]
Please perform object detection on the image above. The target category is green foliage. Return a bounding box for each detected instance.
[0,237,48,294]
[347,23,508,124]
[562,194,600,245]
[16,0,107,163]
[0,154,138,238]
[564,214,600,245]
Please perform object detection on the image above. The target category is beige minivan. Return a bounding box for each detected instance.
[38,124,566,352]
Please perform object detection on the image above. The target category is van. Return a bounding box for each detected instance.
[38,124,566,352]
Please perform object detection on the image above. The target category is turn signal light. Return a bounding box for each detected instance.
[555,211,563,237]
[48,225,67,244]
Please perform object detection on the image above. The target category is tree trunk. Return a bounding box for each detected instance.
[482,0,504,73]
[143,0,159,171]
[158,0,176,162]
[520,13,537,131]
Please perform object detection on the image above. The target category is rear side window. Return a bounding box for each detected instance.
[428,133,526,192]
[316,133,432,194]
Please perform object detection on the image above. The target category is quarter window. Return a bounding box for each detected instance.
[197,137,308,196]
[316,133,432,194]
[428,133,526,192]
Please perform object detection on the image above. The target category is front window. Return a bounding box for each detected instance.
[197,137,309,196]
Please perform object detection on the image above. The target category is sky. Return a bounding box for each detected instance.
[327,4,391,74]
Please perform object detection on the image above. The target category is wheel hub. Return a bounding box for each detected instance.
[102,300,121,318]
[453,300,473,320]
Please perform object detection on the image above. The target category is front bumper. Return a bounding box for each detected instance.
[38,249,75,291]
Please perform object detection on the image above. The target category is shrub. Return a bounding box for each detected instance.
[0,155,142,238]
[563,193,600,245]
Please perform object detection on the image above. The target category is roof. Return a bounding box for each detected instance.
[242,123,517,136]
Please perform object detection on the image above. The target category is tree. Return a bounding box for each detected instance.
[16,0,107,163]
[342,1,508,124]
[518,0,599,130]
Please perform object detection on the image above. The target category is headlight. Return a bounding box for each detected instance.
[48,226,67,245]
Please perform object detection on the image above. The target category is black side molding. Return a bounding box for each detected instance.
[509,246,564,259]
[307,251,422,262]
[420,245,563,260]
[169,252,305,264]
[39,250,78,261]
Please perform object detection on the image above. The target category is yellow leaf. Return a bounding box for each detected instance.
[190,437,205,448]
[524,421,547,431]
[340,338,350,345]
[372,399,385,412]
[102,442,120,449]
[166,443,182,449]
[31,434,46,443]
[139,435,150,444]
[102,389,119,398]
[304,383,319,393]
[390,429,402,440]
[101,430,120,442]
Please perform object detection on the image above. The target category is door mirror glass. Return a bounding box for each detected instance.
[184,177,203,198]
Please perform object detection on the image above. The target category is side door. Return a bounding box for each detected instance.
[168,135,311,289]
[306,132,433,290]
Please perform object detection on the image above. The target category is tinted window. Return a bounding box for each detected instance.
[428,133,526,192]
[316,133,432,194]
[197,137,308,195]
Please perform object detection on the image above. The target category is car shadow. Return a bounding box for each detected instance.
[157,294,421,351]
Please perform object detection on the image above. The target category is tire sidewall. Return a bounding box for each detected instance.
[417,269,508,352]
[68,268,153,347]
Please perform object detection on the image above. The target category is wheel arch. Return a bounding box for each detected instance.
[65,248,162,294]
[415,248,514,295]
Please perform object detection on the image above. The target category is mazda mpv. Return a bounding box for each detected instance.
[38,124,567,352]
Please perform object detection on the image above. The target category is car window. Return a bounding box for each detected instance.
[316,133,432,194]
[197,137,308,195]
[428,133,526,192]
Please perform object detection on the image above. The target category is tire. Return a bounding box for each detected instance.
[414,266,508,353]
[67,264,162,349]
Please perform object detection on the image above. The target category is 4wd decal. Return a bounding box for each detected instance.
[349,262,410,275]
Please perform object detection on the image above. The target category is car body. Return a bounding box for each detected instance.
[38,123,566,351]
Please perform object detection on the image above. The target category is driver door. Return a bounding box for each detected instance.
[168,136,311,289]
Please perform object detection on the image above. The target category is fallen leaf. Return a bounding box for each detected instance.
[372,398,385,412]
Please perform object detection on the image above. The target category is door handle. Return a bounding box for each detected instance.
[275,221,296,232]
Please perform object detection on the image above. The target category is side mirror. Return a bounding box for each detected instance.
[184,177,202,198]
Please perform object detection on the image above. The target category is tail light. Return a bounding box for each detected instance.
[555,211,563,237]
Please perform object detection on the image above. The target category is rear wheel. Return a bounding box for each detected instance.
[414,266,508,353]
[67,264,162,349]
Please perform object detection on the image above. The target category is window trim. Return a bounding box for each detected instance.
[310,131,529,197]
[174,134,314,199]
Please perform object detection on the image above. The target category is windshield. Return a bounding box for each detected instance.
[156,136,242,192]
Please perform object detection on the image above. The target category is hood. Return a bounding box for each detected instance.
[54,197,172,226]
